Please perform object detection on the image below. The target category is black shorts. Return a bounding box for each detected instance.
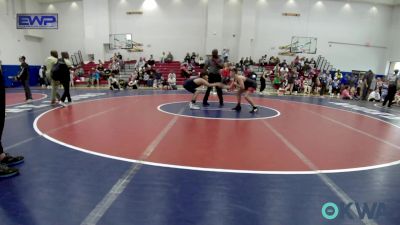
[244,79,257,90]
[183,79,198,93]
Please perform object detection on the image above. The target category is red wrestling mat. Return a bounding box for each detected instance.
[35,95,400,173]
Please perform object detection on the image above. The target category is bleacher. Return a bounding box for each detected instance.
[77,61,203,86]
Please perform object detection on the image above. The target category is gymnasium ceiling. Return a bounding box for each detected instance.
[35,0,400,6]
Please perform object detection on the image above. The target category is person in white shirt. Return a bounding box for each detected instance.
[368,90,381,102]
[167,70,177,90]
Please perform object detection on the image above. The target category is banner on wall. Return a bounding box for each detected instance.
[16,13,58,29]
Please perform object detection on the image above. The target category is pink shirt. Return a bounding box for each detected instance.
[341,89,352,99]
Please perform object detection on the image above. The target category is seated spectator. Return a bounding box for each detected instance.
[199,57,205,69]
[108,74,120,90]
[96,63,106,79]
[181,63,191,78]
[184,53,191,64]
[165,52,173,63]
[249,56,254,65]
[341,86,352,100]
[191,52,197,62]
[394,91,400,105]
[154,70,162,88]
[109,57,120,75]
[303,77,312,95]
[143,72,150,86]
[279,59,288,68]
[128,72,138,89]
[135,57,145,69]
[148,55,155,67]
[368,90,381,102]
[167,70,177,90]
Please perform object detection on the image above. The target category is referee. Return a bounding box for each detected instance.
[203,49,224,106]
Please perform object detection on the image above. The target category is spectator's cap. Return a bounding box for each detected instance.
[395,69,399,73]
[19,56,26,61]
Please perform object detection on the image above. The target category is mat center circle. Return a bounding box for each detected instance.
[158,101,280,120]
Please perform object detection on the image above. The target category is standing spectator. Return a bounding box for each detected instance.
[69,68,75,88]
[319,71,328,96]
[259,69,268,94]
[59,52,73,105]
[332,77,341,97]
[17,56,32,103]
[203,49,224,106]
[285,69,296,95]
[160,52,166,63]
[166,52,173,63]
[222,49,229,62]
[382,69,399,107]
[45,50,60,105]
[376,77,383,96]
[362,70,374,100]
[0,61,24,177]
[38,65,47,88]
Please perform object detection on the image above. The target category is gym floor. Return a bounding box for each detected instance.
[1,88,399,225]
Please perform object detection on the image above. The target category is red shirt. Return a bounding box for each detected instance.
[221,68,230,78]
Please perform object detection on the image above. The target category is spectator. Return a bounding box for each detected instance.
[341,86,352,100]
[222,49,229,62]
[166,52,173,63]
[332,77,341,97]
[108,74,120,90]
[90,68,100,87]
[334,70,343,80]
[135,57,145,69]
[168,70,177,90]
[154,69,162,88]
[382,69,399,107]
[59,52,73,106]
[319,70,328,96]
[109,57,120,76]
[17,56,32,103]
[38,65,47,88]
[181,63,191,79]
[160,52,166,63]
[362,70,374,100]
[128,72,139,89]
[199,57,205,69]
[184,53,191,64]
[368,90,381,102]
[259,69,268,94]
[0,61,24,177]
[285,68,296,95]
[376,77,383,96]
[69,68,75,88]
[381,79,389,102]
[148,55,155,67]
